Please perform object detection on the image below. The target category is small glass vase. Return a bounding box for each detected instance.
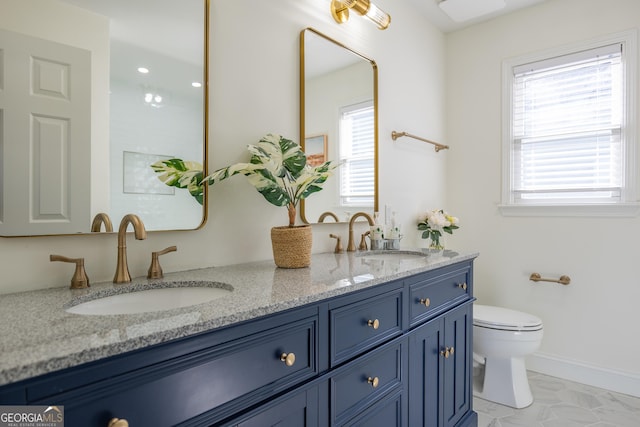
[427,235,444,257]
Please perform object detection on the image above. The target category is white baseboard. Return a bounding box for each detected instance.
[527,352,640,398]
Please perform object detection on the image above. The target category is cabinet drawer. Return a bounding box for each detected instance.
[330,339,405,425]
[409,265,470,327]
[44,316,318,427]
[330,288,403,366]
[339,389,403,427]
[223,383,320,427]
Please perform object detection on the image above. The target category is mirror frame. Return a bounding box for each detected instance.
[299,27,378,225]
[0,0,210,237]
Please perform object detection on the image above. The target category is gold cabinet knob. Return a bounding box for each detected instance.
[440,346,455,358]
[108,418,129,427]
[367,319,380,330]
[419,298,431,307]
[280,352,296,367]
[457,283,468,291]
[367,376,380,388]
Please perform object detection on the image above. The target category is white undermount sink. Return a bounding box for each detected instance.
[66,282,233,315]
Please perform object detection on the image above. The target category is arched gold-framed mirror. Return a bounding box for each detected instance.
[300,28,378,224]
[0,0,209,236]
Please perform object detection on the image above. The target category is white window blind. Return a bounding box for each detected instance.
[511,43,624,203]
[339,101,375,207]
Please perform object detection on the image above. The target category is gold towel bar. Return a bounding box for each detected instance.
[529,272,571,285]
[391,131,449,152]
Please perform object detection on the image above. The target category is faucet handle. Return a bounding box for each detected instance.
[147,246,177,279]
[329,234,343,253]
[359,231,370,251]
[50,255,90,289]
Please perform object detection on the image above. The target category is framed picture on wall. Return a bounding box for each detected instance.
[305,134,328,167]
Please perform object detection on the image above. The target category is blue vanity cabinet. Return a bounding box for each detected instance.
[0,257,478,427]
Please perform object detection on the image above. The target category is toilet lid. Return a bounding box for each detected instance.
[473,304,543,331]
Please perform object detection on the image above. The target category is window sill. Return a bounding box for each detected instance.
[498,203,640,217]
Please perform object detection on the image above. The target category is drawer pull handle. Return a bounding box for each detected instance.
[367,376,380,388]
[108,419,129,427]
[367,319,380,329]
[419,298,431,307]
[457,283,468,291]
[440,346,455,358]
[280,352,296,367]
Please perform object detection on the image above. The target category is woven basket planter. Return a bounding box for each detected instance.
[270,225,312,268]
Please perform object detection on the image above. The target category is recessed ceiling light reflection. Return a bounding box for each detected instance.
[137,67,149,74]
[144,92,163,108]
[191,82,202,88]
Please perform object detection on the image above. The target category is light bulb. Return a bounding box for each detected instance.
[365,3,390,29]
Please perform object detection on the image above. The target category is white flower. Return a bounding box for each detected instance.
[424,209,452,229]
[417,209,461,247]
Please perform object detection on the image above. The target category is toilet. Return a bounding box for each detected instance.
[473,304,543,409]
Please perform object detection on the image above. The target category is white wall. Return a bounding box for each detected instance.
[445,0,640,395]
[0,0,446,292]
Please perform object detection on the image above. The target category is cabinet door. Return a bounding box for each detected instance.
[408,302,473,427]
[442,303,472,427]
[408,317,443,427]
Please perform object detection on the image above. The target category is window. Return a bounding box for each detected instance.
[338,101,375,207]
[501,32,638,216]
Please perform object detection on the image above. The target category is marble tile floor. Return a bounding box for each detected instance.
[474,371,640,427]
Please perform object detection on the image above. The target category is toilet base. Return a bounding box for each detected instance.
[473,355,533,409]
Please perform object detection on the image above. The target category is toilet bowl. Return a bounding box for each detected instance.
[473,304,543,409]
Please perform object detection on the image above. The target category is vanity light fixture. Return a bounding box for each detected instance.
[330,0,391,30]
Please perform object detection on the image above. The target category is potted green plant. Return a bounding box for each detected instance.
[203,133,338,268]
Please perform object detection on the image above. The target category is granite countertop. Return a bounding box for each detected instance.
[0,249,478,386]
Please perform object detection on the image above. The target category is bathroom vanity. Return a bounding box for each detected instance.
[0,251,478,426]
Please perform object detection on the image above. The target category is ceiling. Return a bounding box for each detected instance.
[62,0,202,64]
[408,0,547,33]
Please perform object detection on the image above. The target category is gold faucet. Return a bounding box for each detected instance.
[347,212,375,252]
[91,212,113,232]
[318,211,340,222]
[114,214,147,283]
